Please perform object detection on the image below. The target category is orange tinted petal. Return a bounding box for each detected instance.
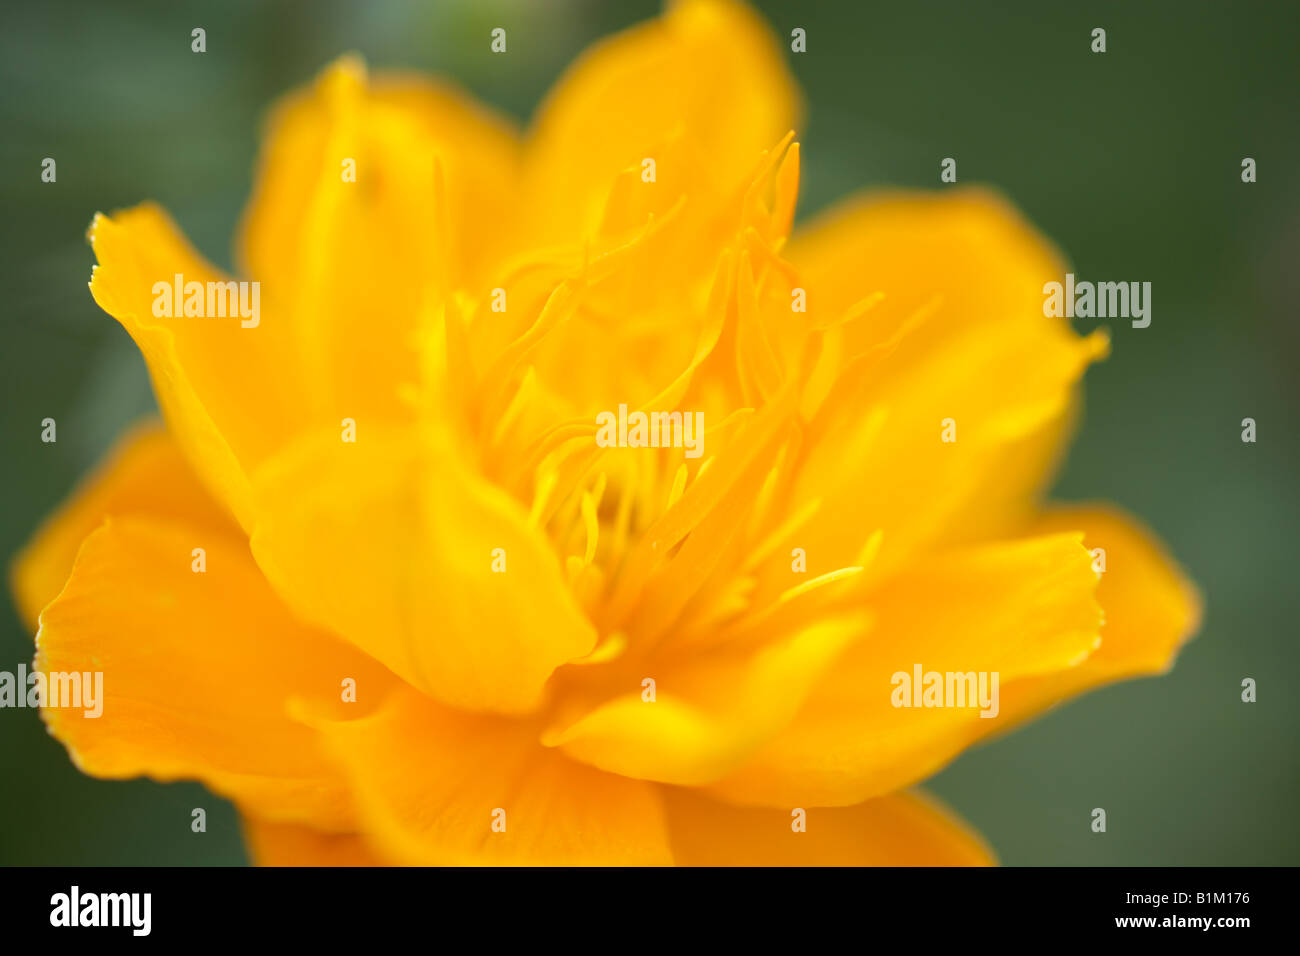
[243,818,391,867]
[87,206,309,529]
[774,189,1106,593]
[36,516,392,829]
[709,532,1103,806]
[250,426,595,714]
[543,612,866,786]
[665,786,994,866]
[10,421,234,630]
[993,504,1202,727]
[525,0,798,243]
[308,685,672,866]
[237,57,520,422]
[789,189,1067,348]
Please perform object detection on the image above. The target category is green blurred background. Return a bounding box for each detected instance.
[2,0,1296,865]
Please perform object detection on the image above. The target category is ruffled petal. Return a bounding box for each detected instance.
[10,421,233,629]
[771,190,1107,595]
[87,206,309,528]
[990,505,1202,728]
[708,532,1103,806]
[36,515,392,829]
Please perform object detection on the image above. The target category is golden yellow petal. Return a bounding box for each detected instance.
[664,786,994,866]
[87,205,310,529]
[236,57,521,423]
[243,817,391,867]
[789,188,1068,352]
[990,504,1202,729]
[524,0,798,244]
[766,189,1108,597]
[708,532,1103,806]
[308,685,673,865]
[10,421,233,630]
[249,425,595,714]
[36,515,392,829]
[543,612,867,786]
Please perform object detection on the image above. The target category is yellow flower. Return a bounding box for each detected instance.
[12,0,1199,866]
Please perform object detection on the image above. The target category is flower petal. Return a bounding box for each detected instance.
[36,515,391,829]
[11,421,233,630]
[707,532,1104,806]
[308,685,673,865]
[243,818,390,867]
[991,505,1202,727]
[524,0,798,243]
[773,189,1107,592]
[87,205,309,529]
[789,189,1068,354]
[249,426,596,714]
[542,612,867,786]
[236,57,520,423]
[664,786,994,866]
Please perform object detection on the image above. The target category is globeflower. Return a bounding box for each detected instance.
[12,0,1200,865]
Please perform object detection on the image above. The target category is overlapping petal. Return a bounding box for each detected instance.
[524,0,798,245]
[991,505,1202,729]
[244,819,390,867]
[238,57,520,423]
[542,611,867,786]
[11,421,232,628]
[304,685,673,865]
[249,425,596,714]
[14,0,1202,870]
[87,207,307,528]
[35,515,392,829]
[707,532,1105,806]
[773,190,1108,591]
[664,786,994,866]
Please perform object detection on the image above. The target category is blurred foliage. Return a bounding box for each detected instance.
[1,0,1296,864]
